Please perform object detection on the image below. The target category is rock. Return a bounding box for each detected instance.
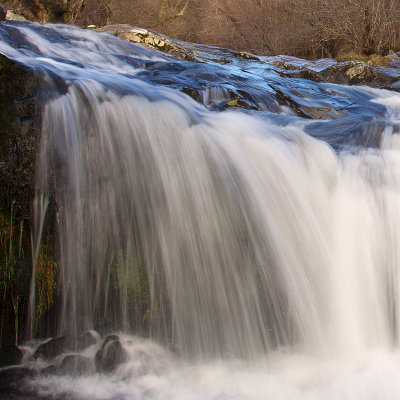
[269,55,400,89]
[0,4,6,20]
[34,337,68,360]
[95,335,128,373]
[76,330,99,351]
[3,0,85,23]
[5,10,27,21]
[58,354,93,376]
[40,364,57,376]
[32,331,99,361]
[101,334,120,347]
[0,346,23,367]
[0,54,39,219]
[96,25,197,61]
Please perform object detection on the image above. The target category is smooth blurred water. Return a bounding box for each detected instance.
[2,21,400,400]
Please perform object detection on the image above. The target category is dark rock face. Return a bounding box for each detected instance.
[95,335,128,373]
[0,54,40,347]
[0,366,37,396]
[0,5,6,20]
[0,54,39,217]
[0,345,23,367]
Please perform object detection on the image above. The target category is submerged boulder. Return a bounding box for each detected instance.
[95,335,128,373]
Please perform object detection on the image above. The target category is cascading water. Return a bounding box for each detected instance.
[2,21,400,400]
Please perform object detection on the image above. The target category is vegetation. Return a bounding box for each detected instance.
[4,0,400,59]
[0,205,30,345]
[112,250,149,313]
[33,244,57,332]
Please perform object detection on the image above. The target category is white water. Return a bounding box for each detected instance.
[28,336,400,400]
[2,22,400,399]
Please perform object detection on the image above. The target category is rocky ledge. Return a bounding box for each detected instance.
[267,55,400,91]
[95,24,400,91]
[95,24,259,63]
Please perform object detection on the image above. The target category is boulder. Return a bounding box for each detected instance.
[95,335,128,373]
[33,331,99,360]
[76,330,98,351]
[58,354,93,376]
[34,337,68,360]
[0,345,23,367]
[5,10,27,21]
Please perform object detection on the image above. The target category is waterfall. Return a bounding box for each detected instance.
[36,78,400,359]
[2,21,400,400]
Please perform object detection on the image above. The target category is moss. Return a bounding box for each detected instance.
[0,204,32,345]
[113,251,149,309]
[225,99,239,107]
[33,243,57,332]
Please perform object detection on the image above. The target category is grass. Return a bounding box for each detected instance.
[335,52,400,66]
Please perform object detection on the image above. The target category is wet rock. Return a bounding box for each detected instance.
[0,345,23,367]
[0,5,6,20]
[34,337,68,360]
[58,354,93,376]
[0,54,39,218]
[232,51,259,61]
[76,330,98,351]
[269,55,400,89]
[95,335,128,373]
[182,87,201,102]
[101,334,119,347]
[33,331,99,361]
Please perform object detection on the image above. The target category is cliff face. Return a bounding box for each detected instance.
[1,0,85,23]
[0,54,39,347]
